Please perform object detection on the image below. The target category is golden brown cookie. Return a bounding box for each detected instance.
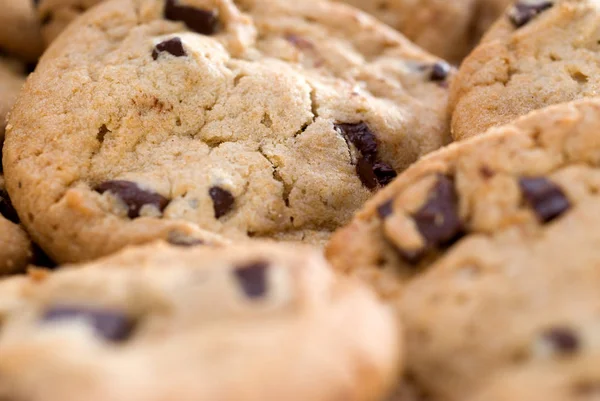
[6,0,453,263]
[0,241,400,401]
[327,98,600,400]
[450,0,600,140]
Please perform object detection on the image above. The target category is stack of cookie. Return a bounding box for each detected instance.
[1,0,600,399]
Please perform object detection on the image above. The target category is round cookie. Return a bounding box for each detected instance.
[0,241,400,401]
[326,98,600,399]
[0,58,32,274]
[5,0,453,263]
[0,0,44,61]
[450,0,600,140]
[34,0,105,45]
[334,0,513,64]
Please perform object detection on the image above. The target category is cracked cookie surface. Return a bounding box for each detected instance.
[6,0,452,263]
[0,241,399,401]
[0,0,44,61]
[326,98,600,400]
[0,58,32,274]
[450,0,600,140]
[333,0,513,64]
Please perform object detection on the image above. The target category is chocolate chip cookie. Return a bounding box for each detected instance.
[327,98,600,400]
[0,241,399,401]
[34,0,104,45]
[334,0,513,64]
[0,0,44,61]
[0,58,33,274]
[6,0,453,263]
[450,0,600,140]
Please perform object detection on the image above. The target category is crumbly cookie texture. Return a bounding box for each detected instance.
[0,59,33,274]
[450,0,600,140]
[6,0,453,263]
[334,0,513,64]
[0,0,44,61]
[0,241,399,401]
[327,98,600,400]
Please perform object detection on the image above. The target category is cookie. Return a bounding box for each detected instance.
[334,0,513,64]
[34,0,104,45]
[0,58,33,274]
[327,98,600,400]
[449,0,600,140]
[469,354,600,401]
[0,0,44,61]
[0,241,399,401]
[5,0,453,263]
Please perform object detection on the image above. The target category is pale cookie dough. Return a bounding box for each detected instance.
[6,0,453,263]
[334,0,513,64]
[0,241,399,401]
[450,0,600,140]
[0,0,44,61]
[327,98,600,400]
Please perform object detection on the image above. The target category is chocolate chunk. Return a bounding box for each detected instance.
[430,62,451,81]
[377,199,394,219]
[508,1,553,28]
[32,0,40,6]
[335,122,397,189]
[209,186,235,219]
[519,177,570,223]
[42,306,135,342]
[335,122,378,160]
[356,157,379,190]
[234,261,269,299]
[413,175,463,248]
[0,190,20,224]
[164,0,219,35]
[373,162,397,186]
[152,37,186,60]
[94,180,169,219]
[542,327,580,354]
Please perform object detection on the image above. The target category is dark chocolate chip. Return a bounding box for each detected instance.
[94,180,169,219]
[209,186,235,219]
[519,177,570,223]
[164,0,219,35]
[335,122,397,189]
[42,306,135,342]
[413,175,463,248]
[542,327,580,354]
[335,122,378,160]
[152,37,186,60]
[508,1,553,28]
[377,199,394,219]
[32,0,40,6]
[373,162,397,186]
[356,157,379,190]
[0,190,20,224]
[430,62,451,81]
[234,261,269,299]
